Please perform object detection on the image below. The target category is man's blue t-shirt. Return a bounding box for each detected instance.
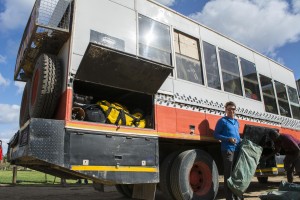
[214,116,241,152]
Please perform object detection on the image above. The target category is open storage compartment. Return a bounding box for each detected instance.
[72,80,154,129]
[75,42,173,95]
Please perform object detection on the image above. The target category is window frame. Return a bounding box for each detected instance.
[240,58,261,101]
[260,74,279,115]
[173,30,204,85]
[218,48,243,96]
[138,14,172,66]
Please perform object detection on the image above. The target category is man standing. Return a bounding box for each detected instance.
[266,129,300,183]
[214,101,241,200]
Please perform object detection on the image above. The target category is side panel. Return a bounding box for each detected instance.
[159,77,174,94]
[71,0,137,74]
[176,108,207,136]
[200,26,254,62]
[155,105,177,133]
[68,130,159,184]
[270,61,297,87]
[110,0,135,9]
[254,53,271,77]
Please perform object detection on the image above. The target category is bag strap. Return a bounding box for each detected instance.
[82,104,100,110]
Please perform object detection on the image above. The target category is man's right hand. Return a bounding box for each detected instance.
[229,138,236,144]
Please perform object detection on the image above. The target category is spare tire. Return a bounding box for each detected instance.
[29,54,62,118]
[19,81,31,127]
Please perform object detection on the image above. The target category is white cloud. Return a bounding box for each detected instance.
[155,0,176,7]
[0,128,19,155]
[189,0,300,55]
[14,81,26,94]
[292,0,300,13]
[0,73,10,87]
[0,55,6,63]
[0,104,19,124]
[0,0,35,30]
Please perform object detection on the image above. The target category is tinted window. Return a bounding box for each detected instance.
[260,75,278,114]
[287,86,300,119]
[176,54,203,84]
[219,49,242,95]
[240,58,261,101]
[291,104,300,120]
[287,86,299,104]
[274,81,291,117]
[203,42,221,90]
[174,31,203,84]
[138,14,171,65]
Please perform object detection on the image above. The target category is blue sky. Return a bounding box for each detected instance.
[0,0,300,154]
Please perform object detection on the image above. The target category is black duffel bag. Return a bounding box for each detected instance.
[83,104,106,123]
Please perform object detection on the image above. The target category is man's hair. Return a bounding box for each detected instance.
[225,101,236,108]
[269,129,280,139]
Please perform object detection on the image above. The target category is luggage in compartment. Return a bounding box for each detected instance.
[97,100,146,128]
[72,93,148,128]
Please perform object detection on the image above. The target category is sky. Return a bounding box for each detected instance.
[0,0,300,154]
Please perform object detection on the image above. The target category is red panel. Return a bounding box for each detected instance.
[205,114,222,136]
[155,105,300,141]
[281,128,300,140]
[176,109,207,135]
[155,105,176,133]
[54,88,73,120]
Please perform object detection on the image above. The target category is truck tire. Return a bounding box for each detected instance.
[160,151,181,200]
[19,81,31,127]
[257,176,268,183]
[29,54,62,118]
[170,149,219,200]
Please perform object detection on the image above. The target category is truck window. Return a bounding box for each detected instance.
[260,75,278,114]
[203,41,221,90]
[287,86,300,119]
[274,81,291,117]
[219,48,242,96]
[138,14,171,66]
[174,31,203,84]
[240,58,261,101]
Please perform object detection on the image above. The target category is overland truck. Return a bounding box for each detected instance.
[8,0,300,199]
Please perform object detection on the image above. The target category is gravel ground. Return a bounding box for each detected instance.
[0,176,299,200]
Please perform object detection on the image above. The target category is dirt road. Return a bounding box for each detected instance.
[0,176,299,200]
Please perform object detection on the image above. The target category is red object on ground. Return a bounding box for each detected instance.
[0,140,2,161]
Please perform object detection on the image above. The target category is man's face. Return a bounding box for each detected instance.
[225,105,236,118]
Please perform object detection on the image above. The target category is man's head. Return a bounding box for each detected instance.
[269,129,280,141]
[225,101,236,118]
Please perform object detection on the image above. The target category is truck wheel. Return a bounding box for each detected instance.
[257,176,268,183]
[19,81,31,127]
[160,151,181,199]
[29,54,62,118]
[170,149,219,200]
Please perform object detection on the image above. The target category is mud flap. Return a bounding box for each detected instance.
[132,183,157,200]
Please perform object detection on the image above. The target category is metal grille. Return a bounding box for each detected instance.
[37,0,72,30]
[14,0,72,81]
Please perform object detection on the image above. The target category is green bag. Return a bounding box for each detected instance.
[279,181,300,192]
[227,139,263,197]
[259,191,300,200]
